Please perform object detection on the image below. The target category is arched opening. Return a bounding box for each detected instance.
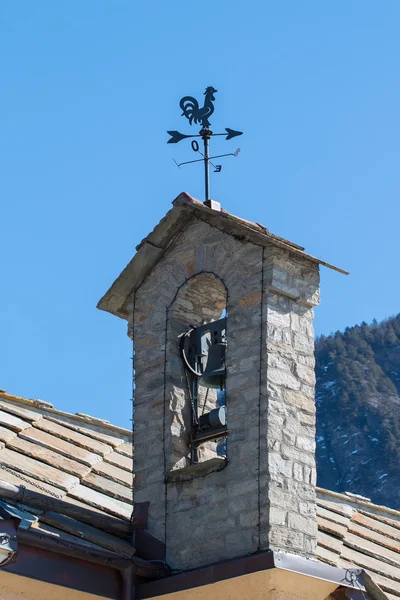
[166,273,227,471]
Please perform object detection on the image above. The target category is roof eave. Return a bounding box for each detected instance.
[135,550,368,600]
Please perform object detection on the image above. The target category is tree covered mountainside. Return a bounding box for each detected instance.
[315,313,400,509]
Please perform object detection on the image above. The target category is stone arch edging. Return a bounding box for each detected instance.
[164,271,229,469]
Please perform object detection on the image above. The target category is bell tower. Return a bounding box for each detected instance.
[98,192,346,571]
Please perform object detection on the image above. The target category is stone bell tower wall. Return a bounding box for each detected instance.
[132,216,319,570]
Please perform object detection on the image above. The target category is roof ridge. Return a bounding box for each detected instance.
[317,487,400,520]
[173,193,349,275]
[0,391,132,438]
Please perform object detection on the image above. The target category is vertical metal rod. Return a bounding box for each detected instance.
[191,377,199,464]
[204,132,210,202]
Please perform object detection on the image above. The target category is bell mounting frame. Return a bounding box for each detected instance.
[179,317,228,464]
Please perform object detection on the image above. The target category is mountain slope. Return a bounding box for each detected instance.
[315,314,400,509]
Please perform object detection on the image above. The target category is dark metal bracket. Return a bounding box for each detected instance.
[191,425,228,445]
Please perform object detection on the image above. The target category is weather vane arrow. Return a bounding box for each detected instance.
[167,86,243,204]
[167,127,243,144]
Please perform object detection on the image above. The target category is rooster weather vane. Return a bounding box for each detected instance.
[167,86,243,203]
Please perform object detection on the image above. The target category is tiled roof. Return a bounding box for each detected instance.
[316,488,400,600]
[0,389,134,559]
[1,388,399,596]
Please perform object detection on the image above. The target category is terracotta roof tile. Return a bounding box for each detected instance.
[0,389,133,561]
[104,450,132,472]
[92,460,132,486]
[34,419,114,457]
[19,426,102,467]
[317,488,400,598]
[0,410,31,432]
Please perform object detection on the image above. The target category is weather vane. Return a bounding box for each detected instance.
[167,86,243,204]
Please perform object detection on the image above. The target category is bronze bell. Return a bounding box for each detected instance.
[199,342,226,389]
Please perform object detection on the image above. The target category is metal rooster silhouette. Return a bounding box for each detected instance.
[179,86,217,128]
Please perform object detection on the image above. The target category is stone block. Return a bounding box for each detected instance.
[268,506,287,525]
[267,398,287,416]
[267,281,301,302]
[205,516,236,533]
[266,324,283,343]
[304,535,317,555]
[267,352,291,371]
[293,332,314,354]
[268,453,293,478]
[267,308,291,328]
[287,511,317,537]
[267,438,280,452]
[301,383,315,399]
[284,479,316,501]
[296,435,316,453]
[310,467,317,486]
[267,527,304,553]
[281,444,315,467]
[265,487,299,512]
[293,463,303,482]
[267,421,285,443]
[295,364,315,385]
[298,500,316,518]
[226,529,255,555]
[291,313,300,332]
[282,430,296,446]
[297,353,315,367]
[206,505,230,521]
[299,412,316,426]
[265,382,284,400]
[228,478,259,499]
[239,510,259,528]
[239,356,260,372]
[283,390,315,414]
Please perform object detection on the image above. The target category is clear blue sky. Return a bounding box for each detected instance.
[1,2,400,427]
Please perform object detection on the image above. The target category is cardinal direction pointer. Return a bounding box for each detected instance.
[167,86,243,203]
[167,130,201,144]
[224,128,243,140]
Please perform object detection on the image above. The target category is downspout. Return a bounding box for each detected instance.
[121,566,134,600]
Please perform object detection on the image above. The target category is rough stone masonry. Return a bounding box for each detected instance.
[131,208,320,570]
